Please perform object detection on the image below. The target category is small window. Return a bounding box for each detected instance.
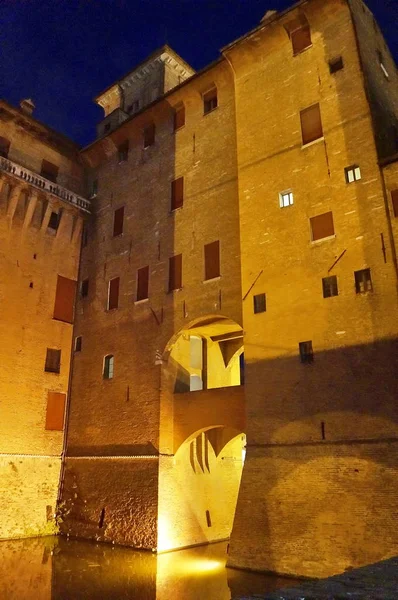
[203,89,218,115]
[118,141,129,163]
[143,124,155,148]
[108,277,120,310]
[310,211,334,242]
[329,56,344,74]
[0,136,10,158]
[113,206,124,237]
[253,293,266,314]
[279,190,294,208]
[204,241,220,280]
[300,103,323,145]
[103,355,114,379]
[345,165,361,183]
[41,160,58,183]
[391,189,398,217]
[81,279,89,298]
[322,275,338,298]
[299,341,313,364]
[169,254,182,291]
[45,348,61,373]
[90,180,98,198]
[53,275,77,324]
[174,105,185,131]
[74,336,82,352]
[45,392,66,430]
[48,211,60,230]
[354,268,372,293]
[104,123,111,133]
[171,177,184,211]
[136,265,149,301]
[291,24,312,55]
[128,100,140,113]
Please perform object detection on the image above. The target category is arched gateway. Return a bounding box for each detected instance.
[157,315,246,551]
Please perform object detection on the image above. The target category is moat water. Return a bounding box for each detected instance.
[0,536,300,599]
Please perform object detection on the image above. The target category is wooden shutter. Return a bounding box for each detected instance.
[310,211,334,241]
[291,25,311,55]
[0,136,10,158]
[300,104,323,145]
[144,124,155,147]
[174,106,185,130]
[391,189,398,217]
[171,177,184,210]
[169,254,182,291]
[113,206,124,236]
[204,241,220,280]
[53,275,77,324]
[45,392,66,430]
[108,277,120,310]
[41,160,59,182]
[137,266,149,301]
[45,349,61,373]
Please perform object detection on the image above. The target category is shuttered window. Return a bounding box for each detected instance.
[291,25,312,55]
[143,124,155,148]
[204,241,220,280]
[322,276,338,298]
[53,275,76,324]
[310,211,334,241]
[355,268,372,293]
[171,177,184,211]
[203,89,218,115]
[169,254,182,291]
[300,104,323,145]
[41,160,59,182]
[113,206,124,236]
[174,105,185,131]
[391,189,398,217]
[137,266,149,301]
[108,277,120,310]
[45,392,66,430]
[0,136,10,158]
[45,349,61,373]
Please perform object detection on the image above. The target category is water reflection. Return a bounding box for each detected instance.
[0,536,299,599]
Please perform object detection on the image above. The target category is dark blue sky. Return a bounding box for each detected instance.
[0,0,396,147]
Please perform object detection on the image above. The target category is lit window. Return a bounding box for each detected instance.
[103,355,114,379]
[203,88,217,115]
[354,268,372,294]
[299,341,313,364]
[253,293,266,314]
[322,276,338,298]
[279,191,294,208]
[345,165,361,183]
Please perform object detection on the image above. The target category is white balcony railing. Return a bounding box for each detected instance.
[0,156,90,213]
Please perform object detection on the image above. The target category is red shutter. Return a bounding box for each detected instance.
[45,392,66,430]
[113,206,124,236]
[171,177,184,210]
[300,104,323,145]
[174,106,185,130]
[310,212,334,241]
[108,277,120,310]
[169,254,182,291]
[53,275,77,324]
[391,189,398,217]
[137,266,149,301]
[204,241,220,280]
[291,25,312,55]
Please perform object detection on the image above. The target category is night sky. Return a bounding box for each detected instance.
[0,0,397,147]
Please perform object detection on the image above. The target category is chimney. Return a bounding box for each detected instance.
[261,9,277,23]
[19,98,35,116]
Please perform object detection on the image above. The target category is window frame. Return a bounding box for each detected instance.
[345,165,361,184]
[203,88,218,115]
[291,23,312,56]
[322,275,338,298]
[44,348,61,373]
[103,354,114,380]
[310,211,335,243]
[279,190,294,208]
[107,277,120,310]
[74,336,82,352]
[136,265,149,302]
[204,240,221,281]
[253,293,266,314]
[168,254,182,292]
[354,268,373,294]
[300,103,323,146]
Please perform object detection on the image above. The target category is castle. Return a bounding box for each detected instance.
[1,0,397,579]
